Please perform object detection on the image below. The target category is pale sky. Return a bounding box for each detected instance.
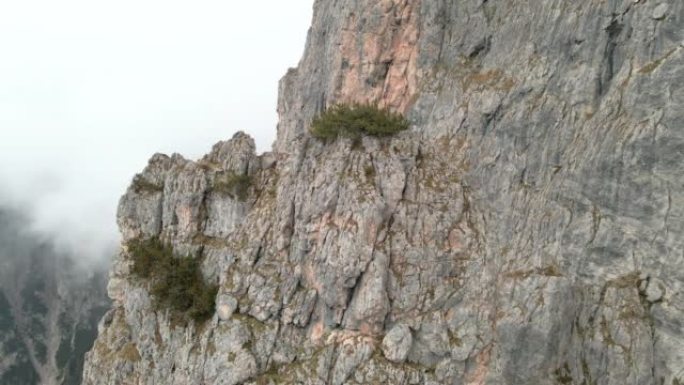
[0,0,313,261]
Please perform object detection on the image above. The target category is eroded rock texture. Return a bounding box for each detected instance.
[83,0,684,384]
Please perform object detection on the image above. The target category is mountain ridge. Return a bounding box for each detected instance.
[0,208,109,385]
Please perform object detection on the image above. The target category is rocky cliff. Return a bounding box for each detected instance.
[83,0,684,384]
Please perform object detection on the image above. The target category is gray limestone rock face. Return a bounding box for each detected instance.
[652,3,670,20]
[83,0,684,384]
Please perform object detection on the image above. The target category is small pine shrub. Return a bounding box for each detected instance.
[309,103,409,140]
[127,237,171,279]
[127,237,218,324]
[212,171,251,201]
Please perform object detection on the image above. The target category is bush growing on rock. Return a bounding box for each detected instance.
[309,103,409,140]
[127,237,218,324]
[128,237,170,279]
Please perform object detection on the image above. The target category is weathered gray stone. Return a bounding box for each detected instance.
[216,294,238,321]
[645,278,666,303]
[381,324,413,363]
[330,337,374,385]
[652,3,669,19]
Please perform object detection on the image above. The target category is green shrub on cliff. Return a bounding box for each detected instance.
[310,103,409,140]
[127,237,218,324]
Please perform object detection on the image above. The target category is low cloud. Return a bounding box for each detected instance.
[0,0,312,262]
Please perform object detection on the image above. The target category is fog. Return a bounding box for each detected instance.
[0,0,313,262]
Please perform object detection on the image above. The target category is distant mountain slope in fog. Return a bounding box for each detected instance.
[0,208,109,385]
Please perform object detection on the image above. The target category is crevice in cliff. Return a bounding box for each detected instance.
[461,183,483,253]
[596,16,628,100]
[482,102,503,138]
[587,204,601,246]
[468,36,491,60]
[197,186,211,259]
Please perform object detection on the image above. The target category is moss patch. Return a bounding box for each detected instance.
[119,343,142,362]
[503,265,563,280]
[638,48,677,74]
[364,164,376,180]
